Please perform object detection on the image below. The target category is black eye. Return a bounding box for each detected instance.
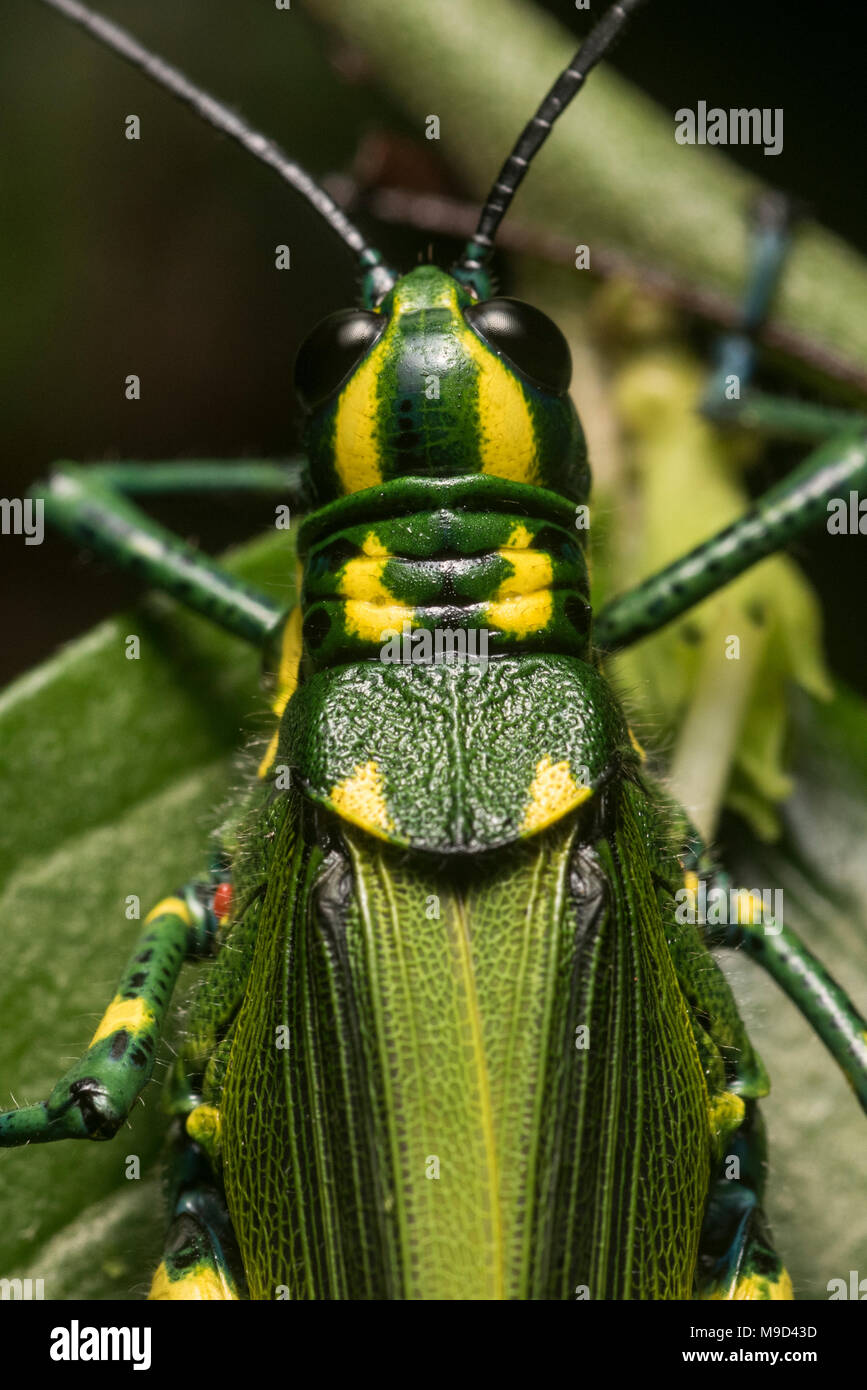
[464,297,572,395]
[293,308,386,411]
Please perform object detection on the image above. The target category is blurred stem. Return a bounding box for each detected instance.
[668,609,765,842]
[308,0,867,369]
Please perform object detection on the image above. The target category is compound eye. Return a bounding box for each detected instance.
[293,308,386,411]
[464,297,572,395]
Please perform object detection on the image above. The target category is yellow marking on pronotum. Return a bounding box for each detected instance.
[89,995,155,1049]
[149,1261,236,1301]
[257,606,303,778]
[493,548,552,598]
[340,555,395,604]
[521,756,592,834]
[145,895,193,927]
[330,761,393,839]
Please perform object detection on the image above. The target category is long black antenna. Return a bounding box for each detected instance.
[455,0,650,284]
[37,0,397,300]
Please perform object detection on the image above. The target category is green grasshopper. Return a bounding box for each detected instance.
[3,0,867,1300]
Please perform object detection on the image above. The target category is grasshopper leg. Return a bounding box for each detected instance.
[30,460,307,646]
[702,193,867,442]
[714,912,867,1116]
[0,882,217,1146]
[596,193,867,653]
[594,425,867,651]
[149,1128,241,1301]
[696,1103,793,1301]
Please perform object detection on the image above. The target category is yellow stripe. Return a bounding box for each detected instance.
[149,1261,236,1301]
[344,599,415,644]
[459,320,538,484]
[273,606,303,717]
[144,895,192,926]
[486,527,553,637]
[628,726,647,761]
[90,995,155,1048]
[334,325,391,494]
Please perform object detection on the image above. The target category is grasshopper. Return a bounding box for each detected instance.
[2,0,867,1300]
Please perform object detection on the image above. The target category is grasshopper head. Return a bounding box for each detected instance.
[295,265,589,506]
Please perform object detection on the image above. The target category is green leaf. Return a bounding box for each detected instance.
[0,531,292,1300]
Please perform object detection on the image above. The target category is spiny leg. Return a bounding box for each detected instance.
[31,459,308,647]
[594,426,867,650]
[679,836,867,1111]
[0,882,218,1146]
[711,910,867,1116]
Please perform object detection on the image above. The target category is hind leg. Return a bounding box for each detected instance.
[696,1102,792,1300]
[149,1128,242,1300]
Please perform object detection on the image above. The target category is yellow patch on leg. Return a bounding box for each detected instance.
[145,895,193,927]
[149,1261,237,1301]
[709,1268,794,1301]
[708,1089,746,1149]
[186,1103,222,1158]
[89,995,155,1048]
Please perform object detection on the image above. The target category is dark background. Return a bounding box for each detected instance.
[2,0,866,687]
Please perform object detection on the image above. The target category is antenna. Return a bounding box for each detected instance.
[37,0,397,301]
[455,0,650,285]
